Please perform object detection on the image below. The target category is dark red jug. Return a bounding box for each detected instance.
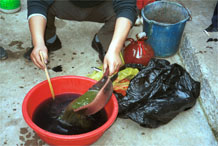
[123,32,154,66]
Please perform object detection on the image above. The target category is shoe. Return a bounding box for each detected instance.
[205,24,218,32]
[0,47,8,60]
[91,34,106,62]
[24,36,62,60]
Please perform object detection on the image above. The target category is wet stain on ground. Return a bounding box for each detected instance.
[199,51,207,54]
[6,50,21,60]
[19,127,46,146]
[141,132,145,135]
[207,38,218,42]
[206,46,213,49]
[6,118,21,126]
[195,49,210,55]
[26,133,31,138]
[19,136,25,142]
[9,41,25,50]
[0,16,5,20]
[52,65,62,72]
[20,128,28,134]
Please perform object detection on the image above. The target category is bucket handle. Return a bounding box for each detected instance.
[179,2,192,21]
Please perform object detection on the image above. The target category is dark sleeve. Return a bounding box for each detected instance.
[113,0,137,24]
[27,0,54,18]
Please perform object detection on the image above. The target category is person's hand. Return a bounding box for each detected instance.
[30,44,48,70]
[102,17,132,75]
[103,50,122,76]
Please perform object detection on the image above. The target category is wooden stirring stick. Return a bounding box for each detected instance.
[39,51,55,100]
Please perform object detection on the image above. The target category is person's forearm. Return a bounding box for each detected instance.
[108,17,132,54]
[29,15,47,47]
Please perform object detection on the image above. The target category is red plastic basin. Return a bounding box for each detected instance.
[22,76,118,146]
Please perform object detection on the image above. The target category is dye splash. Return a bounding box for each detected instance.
[52,65,62,72]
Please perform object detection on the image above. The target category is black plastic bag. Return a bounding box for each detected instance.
[116,59,200,128]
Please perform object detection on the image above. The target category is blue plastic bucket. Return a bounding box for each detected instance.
[142,1,190,57]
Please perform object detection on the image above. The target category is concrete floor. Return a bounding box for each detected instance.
[0,0,217,146]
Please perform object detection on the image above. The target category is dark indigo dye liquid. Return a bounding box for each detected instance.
[32,93,108,135]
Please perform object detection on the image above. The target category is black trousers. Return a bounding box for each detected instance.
[212,2,218,28]
[45,0,116,51]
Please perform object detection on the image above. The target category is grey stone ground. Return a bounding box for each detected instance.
[178,0,218,139]
[0,0,217,146]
